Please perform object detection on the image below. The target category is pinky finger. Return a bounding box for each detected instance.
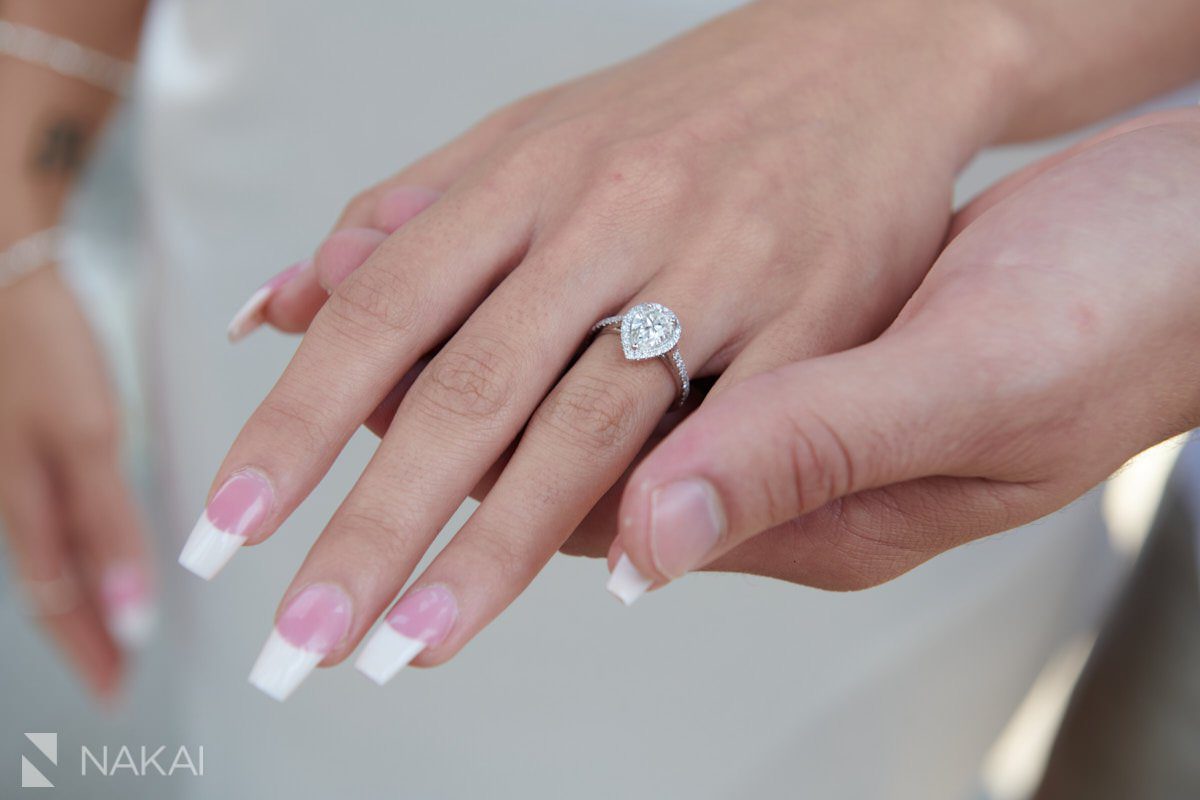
[231,188,439,341]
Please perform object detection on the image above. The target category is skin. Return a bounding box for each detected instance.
[0,0,149,700]
[614,107,1200,590]
[216,0,1025,669]
[209,0,1200,677]
[0,269,146,699]
[3,0,1199,695]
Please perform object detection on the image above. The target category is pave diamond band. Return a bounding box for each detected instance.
[591,302,690,406]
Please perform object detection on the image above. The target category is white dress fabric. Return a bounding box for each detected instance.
[1,1,1141,798]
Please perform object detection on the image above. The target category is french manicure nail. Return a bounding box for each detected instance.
[355,585,457,686]
[100,563,157,649]
[649,478,725,578]
[178,470,273,580]
[606,554,653,606]
[226,259,311,342]
[249,583,352,702]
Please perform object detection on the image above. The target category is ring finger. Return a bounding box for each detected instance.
[352,286,728,683]
[244,237,641,700]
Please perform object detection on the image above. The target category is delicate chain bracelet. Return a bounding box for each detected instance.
[0,228,60,290]
[0,20,133,95]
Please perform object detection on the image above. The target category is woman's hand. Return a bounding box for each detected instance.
[0,268,154,700]
[610,108,1200,597]
[183,0,1032,699]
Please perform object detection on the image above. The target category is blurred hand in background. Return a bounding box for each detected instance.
[0,0,151,701]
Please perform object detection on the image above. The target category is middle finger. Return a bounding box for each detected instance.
[354,286,729,683]
[245,233,638,700]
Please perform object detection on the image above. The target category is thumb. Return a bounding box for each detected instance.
[607,331,969,601]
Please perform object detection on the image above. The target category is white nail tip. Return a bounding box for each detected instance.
[226,286,272,343]
[355,626,426,686]
[178,516,245,580]
[106,602,158,649]
[248,629,324,702]
[606,554,653,606]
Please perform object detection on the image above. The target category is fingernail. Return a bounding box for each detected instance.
[226,259,311,342]
[249,583,352,702]
[178,470,273,580]
[355,585,456,686]
[100,563,157,649]
[606,554,653,606]
[652,474,724,582]
[649,479,725,578]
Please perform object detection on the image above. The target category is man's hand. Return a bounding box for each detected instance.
[611,108,1200,596]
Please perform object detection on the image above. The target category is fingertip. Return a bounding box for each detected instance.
[227,259,312,342]
[100,561,158,650]
[262,260,327,333]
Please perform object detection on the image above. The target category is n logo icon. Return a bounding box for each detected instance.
[21,733,57,788]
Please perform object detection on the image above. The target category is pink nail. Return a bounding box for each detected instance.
[249,583,353,701]
[385,585,457,644]
[100,563,157,648]
[355,585,457,686]
[178,470,274,580]
[648,478,725,579]
[226,259,311,342]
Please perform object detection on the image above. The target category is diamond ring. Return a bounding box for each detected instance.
[591,302,690,406]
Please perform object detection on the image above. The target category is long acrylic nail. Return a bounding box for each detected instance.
[606,554,654,606]
[249,583,352,702]
[226,259,311,342]
[355,585,456,686]
[100,563,157,649]
[648,479,725,578]
[178,470,273,580]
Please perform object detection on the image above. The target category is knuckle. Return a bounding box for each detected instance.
[534,371,640,454]
[474,89,554,137]
[332,502,419,568]
[460,523,528,583]
[413,334,520,424]
[782,403,855,515]
[324,266,419,345]
[251,393,340,458]
[815,495,932,590]
[492,124,570,181]
[343,189,375,220]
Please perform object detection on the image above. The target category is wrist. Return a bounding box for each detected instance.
[753,0,1036,167]
[881,0,1037,163]
[934,0,1038,152]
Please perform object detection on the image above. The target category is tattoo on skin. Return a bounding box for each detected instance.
[28,116,92,179]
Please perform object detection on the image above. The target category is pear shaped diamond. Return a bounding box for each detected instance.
[620,302,681,361]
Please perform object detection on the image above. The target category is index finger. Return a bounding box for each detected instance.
[179,178,534,580]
